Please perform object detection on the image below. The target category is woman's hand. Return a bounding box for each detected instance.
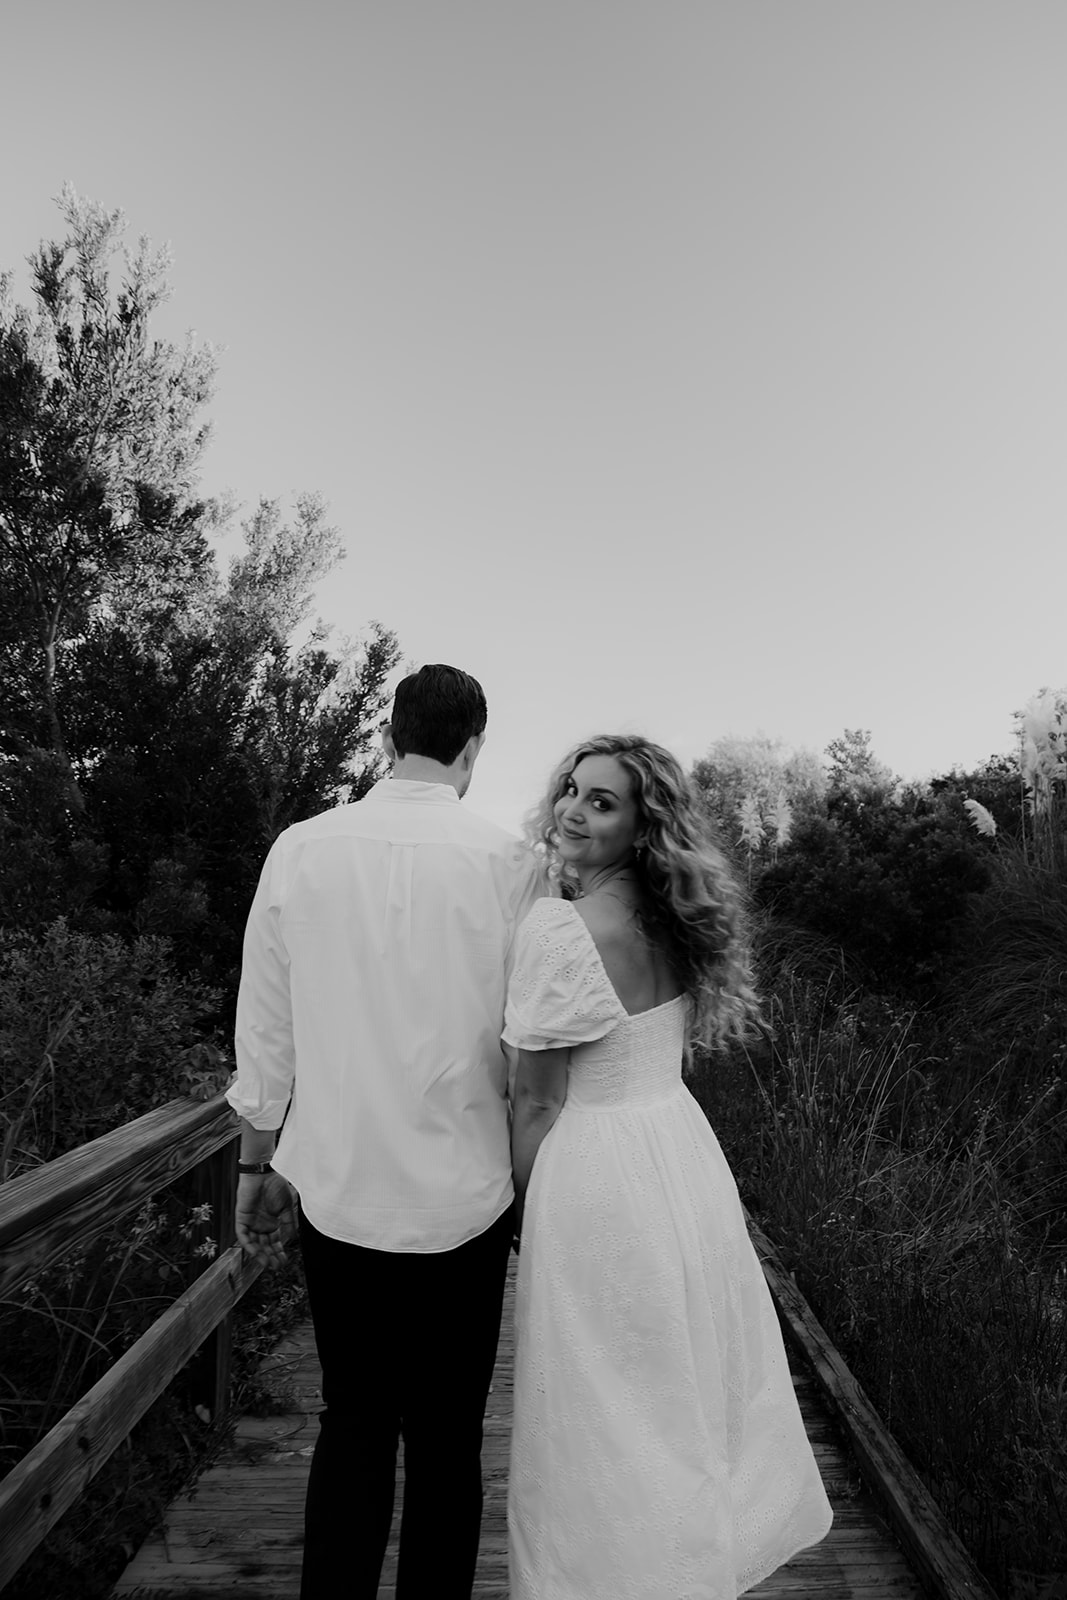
[510,1046,569,1250]
[235,1169,296,1269]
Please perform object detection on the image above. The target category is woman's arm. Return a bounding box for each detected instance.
[511,1045,570,1239]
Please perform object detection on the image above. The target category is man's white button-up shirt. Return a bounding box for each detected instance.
[226,778,543,1252]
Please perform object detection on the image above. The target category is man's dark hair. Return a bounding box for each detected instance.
[390,664,488,765]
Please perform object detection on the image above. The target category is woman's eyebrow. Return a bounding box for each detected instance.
[584,786,619,799]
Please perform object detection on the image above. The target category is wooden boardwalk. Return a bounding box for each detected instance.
[113,1253,929,1600]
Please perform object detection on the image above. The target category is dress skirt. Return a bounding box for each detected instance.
[507,1085,834,1600]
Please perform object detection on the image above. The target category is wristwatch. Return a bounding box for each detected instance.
[237,1160,273,1175]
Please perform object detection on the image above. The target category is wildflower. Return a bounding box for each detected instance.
[181,1201,215,1240]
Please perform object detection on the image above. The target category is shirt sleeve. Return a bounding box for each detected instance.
[503,899,625,1051]
[502,845,551,967]
[226,838,296,1130]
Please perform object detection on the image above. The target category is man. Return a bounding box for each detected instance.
[226,664,542,1599]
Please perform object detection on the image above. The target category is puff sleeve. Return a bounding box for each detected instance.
[503,898,626,1051]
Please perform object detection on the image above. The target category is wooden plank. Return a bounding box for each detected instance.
[115,1266,520,1596]
[747,1214,999,1600]
[0,1240,265,1592]
[115,1254,931,1600]
[0,1094,238,1299]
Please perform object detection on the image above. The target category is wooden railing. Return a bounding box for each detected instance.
[747,1214,1000,1600]
[0,1099,1005,1600]
[0,1092,266,1592]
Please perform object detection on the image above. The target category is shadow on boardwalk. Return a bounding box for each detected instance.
[114,1254,924,1599]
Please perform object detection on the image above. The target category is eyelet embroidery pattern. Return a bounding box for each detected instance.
[503,899,627,1052]
[505,899,833,1598]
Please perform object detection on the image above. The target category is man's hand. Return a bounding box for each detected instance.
[235,1169,296,1269]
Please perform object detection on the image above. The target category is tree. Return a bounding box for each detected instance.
[0,191,401,1002]
[930,754,1023,843]
[219,493,342,646]
[691,734,826,858]
[46,499,400,988]
[825,728,895,797]
[0,186,217,798]
[213,492,399,843]
[759,779,991,996]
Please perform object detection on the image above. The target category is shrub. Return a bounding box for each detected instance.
[757,791,991,997]
[692,971,1067,1592]
[0,921,221,1178]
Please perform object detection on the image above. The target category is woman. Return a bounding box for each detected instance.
[505,735,832,1600]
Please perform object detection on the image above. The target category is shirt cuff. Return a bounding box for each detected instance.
[224,1080,290,1130]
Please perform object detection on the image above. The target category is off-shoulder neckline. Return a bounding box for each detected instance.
[547,898,687,1022]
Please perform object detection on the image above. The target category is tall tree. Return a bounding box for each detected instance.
[824,728,895,797]
[0,186,217,797]
[0,192,400,998]
[220,493,343,647]
[39,491,400,983]
[691,733,826,856]
[213,493,399,840]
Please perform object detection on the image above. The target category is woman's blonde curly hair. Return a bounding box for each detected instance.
[525,734,760,1052]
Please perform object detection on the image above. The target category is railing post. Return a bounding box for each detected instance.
[186,1133,239,1421]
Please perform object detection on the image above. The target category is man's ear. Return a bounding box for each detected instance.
[463,730,486,768]
[382,724,397,764]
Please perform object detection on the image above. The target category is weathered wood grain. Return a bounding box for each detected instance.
[184,1138,240,1422]
[0,1093,238,1299]
[747,1214,1000,1600]
[0,1240,265,1592]
[113,1254,929,1600]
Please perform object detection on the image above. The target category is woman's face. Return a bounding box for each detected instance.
[553,754,641,874]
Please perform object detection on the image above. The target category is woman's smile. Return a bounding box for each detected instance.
[553,755,641,883]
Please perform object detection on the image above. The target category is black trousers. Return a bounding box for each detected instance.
[298,1203,514,1600]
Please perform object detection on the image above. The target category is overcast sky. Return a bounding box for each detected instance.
[4,2,1067,830]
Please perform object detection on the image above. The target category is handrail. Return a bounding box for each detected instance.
[747,1212,1000,1600]
[0,1092,266,1592]
[0,1107,1006,1597]
[0,1095,237,1300]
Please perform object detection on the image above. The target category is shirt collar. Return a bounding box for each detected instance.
[370,777,460,804]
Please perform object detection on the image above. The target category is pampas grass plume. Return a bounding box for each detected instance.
[963,798,997,838]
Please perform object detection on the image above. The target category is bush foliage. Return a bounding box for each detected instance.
[0,192,397,1596]
[4,191,1066,1598]
[689,727,1067,1594]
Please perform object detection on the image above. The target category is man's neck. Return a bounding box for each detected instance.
[391,755,463,793]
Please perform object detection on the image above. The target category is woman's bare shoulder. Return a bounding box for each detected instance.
[571,895,635,959]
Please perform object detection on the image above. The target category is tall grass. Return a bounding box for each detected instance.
[693,973,1067,1594]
